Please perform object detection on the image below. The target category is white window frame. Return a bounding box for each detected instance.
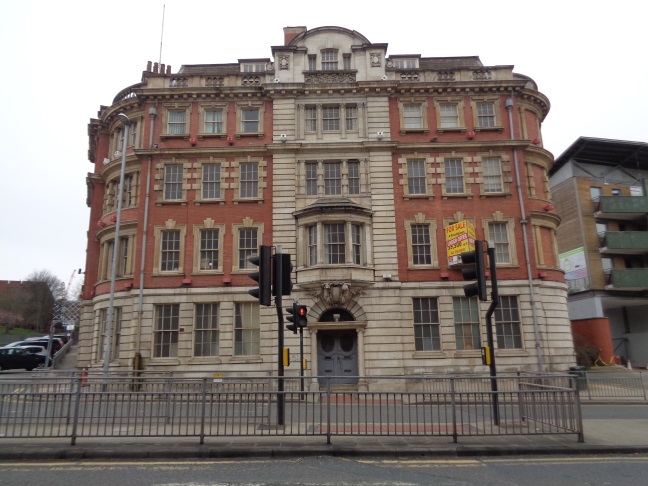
[194,303,219,357]
[232,220,265,273]
[153,304,179,358]
[404,215,438,269]
[483,214,518,266]
[153,222,186,275]
[234,302,260,356]
[193,221,225,274]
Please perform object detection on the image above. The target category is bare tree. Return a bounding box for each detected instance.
[26,270,66,301]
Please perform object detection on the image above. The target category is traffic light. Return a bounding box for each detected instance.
[460,239,487,301]
[273,253,293,296]
[248,245,272,306]
[286,303,298,333]
[295,304,308,328]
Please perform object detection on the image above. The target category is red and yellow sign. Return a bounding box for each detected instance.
[446,220,475,265]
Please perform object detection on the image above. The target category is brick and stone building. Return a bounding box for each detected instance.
[80,25,574,386]
[550,137,648,368]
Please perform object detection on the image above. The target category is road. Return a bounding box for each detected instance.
[1,455,647,485]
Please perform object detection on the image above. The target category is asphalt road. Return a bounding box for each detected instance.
[1,454,647,485]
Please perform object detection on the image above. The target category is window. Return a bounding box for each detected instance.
[482,158,503,193]
[120,174,134,208]
[160,230,180,272]
[403,104,423,129]
[495,296,522,349]
[98,307,121,361]
[445,159,464,194]
[590,186,602,201]
[194,303,219,356]
[413,298,440,351]
[345,105,358,131]
[453,297,480,350]
[99,235,134,280]
[394,58,418,69]
[347,160,360,195]
[241,108,259,133]
[238,227,258,270]
[154,304,179,358]
[204,110,223,134]
[488,222,511,264]
[439,103,459,128]
[307,225,318,266]
[351,224,362,265]
[343,54,351,70]
[476,102,495,128]
[239,162,259,199]
[407,159,427,195]
[308,55,317,71]
[324,161,342,195]
[322,106,340,131]
[202,163,221,199]
[129,121,138,147]
[306,162,318,196]
[321,50,338,70]
[305,107,317,132]
[164,165,183,200]
[325,223,346,264]
[199,229,219,271]
[168,110,186,134]
[303,159,363,197]
[300,218,370,268]
[411,224,432,265]
[242,63,265,72]
[234,303,259,356]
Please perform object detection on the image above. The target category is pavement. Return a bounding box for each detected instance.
[1,348,645,461]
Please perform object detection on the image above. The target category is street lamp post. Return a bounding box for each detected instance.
[103,113,130,382]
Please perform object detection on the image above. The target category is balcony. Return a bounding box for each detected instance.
[594,196,648,221]
[599,232,648,255]
[605,268,648,290]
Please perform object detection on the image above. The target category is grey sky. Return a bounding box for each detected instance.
[0,0,645,288]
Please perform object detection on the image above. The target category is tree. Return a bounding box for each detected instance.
[24,270,63,332]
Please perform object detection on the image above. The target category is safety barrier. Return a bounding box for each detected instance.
[0,373,583,445]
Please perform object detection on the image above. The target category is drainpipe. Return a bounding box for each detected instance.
[505,96,544,372]
[134,104,157,369]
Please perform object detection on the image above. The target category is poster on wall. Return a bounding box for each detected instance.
[446,220,476,266]
[560,247,590,293]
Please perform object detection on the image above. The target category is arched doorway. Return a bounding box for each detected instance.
[316,308,359,385]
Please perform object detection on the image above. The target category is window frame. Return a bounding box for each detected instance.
[412,297,441,352]
[153,304,179,358]
[198,160,224,201]
[192,222,225,274]
[231,220,265,273]
[453,296,481,351]
[481,157,504,194]
[494,296,523,349]
[470,97,503,132]
[482,215,518,266]
[301,159,364,198]
[234,302,260,356]
[194,303,219,357]
[199,104,227,137]
[398,98,429,133]
[153,222,186,275]
[235,102,265,136]
[443,158,466,195]
[404,216,438,269]
[161,105,191,139]
[321,50,339,71]
[300,217,370,268]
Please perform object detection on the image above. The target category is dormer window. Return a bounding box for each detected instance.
[241,63,265,73]
[393,58,418,69]
[321,50,338,70]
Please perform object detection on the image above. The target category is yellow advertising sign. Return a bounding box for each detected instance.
[446,220,475,265]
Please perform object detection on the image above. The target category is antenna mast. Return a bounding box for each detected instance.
[159,4,166,65]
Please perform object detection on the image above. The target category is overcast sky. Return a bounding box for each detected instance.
[0,0,645,288]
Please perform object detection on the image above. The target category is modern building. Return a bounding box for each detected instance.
[80,25,574,387]
[550,137,648,368]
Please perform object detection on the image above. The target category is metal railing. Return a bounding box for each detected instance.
[0,374,583,445]
[574,371,648,401]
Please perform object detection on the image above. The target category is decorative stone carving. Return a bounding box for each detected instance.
[437,71,455,82]
[206,76,224,87]
[370,53,381,67]
[278,55,289,70]
[304,72,356,84]
[308,282,364,306]
[473,69,492,81]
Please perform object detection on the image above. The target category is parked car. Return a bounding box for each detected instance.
[6,339,61,356]
[53,334,70,345]
[16,344,49,358]
[0,347,47,371]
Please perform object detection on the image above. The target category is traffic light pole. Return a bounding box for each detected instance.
[485,242,500,425]
[299,325,305,399]
[274,250,285,427]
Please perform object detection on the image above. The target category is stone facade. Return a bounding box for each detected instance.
[80,25,574,385]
